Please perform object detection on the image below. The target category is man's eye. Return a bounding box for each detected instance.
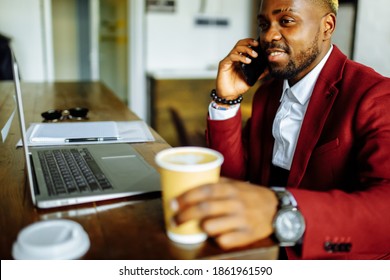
[258,22,269,31]
[281,18,295,25]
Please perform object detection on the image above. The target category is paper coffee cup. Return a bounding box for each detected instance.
[155,147,224,244]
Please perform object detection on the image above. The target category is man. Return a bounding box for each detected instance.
[171,0,390,260]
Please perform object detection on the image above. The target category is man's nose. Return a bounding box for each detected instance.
[263,24,282,42]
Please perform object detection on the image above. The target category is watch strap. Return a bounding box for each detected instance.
[271,186,298,208]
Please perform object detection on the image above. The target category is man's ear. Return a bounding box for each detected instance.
[323,13,336,40]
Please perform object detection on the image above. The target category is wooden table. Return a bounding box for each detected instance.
[0,81,278,260]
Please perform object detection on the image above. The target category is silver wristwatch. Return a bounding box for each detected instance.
[271,187,306,247]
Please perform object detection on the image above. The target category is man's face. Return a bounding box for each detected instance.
[258,0,330,84]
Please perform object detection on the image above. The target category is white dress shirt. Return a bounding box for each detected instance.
[209,46,333,170]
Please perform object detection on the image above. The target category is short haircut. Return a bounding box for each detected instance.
[310,0,339,15]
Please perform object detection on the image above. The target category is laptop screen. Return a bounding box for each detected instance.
[11,51,37,205]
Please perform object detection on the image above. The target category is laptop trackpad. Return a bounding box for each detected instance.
[101,155,154,187]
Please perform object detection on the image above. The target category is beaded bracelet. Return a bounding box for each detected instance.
[210,89,243,105]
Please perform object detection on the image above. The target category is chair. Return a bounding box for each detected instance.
[168,107,206,147]
[0,34,13,81]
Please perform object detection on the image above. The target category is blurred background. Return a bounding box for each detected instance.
[1,0,389,146]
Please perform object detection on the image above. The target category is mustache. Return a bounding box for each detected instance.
[263,42,290,53]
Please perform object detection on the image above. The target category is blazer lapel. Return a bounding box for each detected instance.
[287,46,346,187]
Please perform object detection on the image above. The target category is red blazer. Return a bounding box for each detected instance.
[206,46,390,259]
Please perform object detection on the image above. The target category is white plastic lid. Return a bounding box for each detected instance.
[12,219,90,260]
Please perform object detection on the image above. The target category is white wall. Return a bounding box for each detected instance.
[354,0,390,76]
[145,0,252,72]
[0,0,47,81]
[332,3,355,58]
[52,0,79,80]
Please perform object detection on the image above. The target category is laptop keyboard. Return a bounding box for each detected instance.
[38,148,113,196]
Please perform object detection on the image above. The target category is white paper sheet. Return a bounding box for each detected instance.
[17,121,155,147]
[29,121,119,143]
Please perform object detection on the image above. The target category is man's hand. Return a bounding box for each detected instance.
[171,177,278,250]
[216,38,268,100]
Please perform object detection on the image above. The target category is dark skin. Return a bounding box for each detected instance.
[171,0,336,250]
[216,0,336,98]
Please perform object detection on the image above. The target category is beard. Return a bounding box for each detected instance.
[266,31,320,80]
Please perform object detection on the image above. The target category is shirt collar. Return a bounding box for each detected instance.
[281,45,333,105]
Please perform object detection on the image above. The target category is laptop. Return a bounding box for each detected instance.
[10,52,161,209]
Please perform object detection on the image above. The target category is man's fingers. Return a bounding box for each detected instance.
[231,45,259,58]
[174,198,243,225]
[173,182,237,211]
[215,230,260,250]
[234,38,259,48]
[230,53,252,65]
[202,215,248,237]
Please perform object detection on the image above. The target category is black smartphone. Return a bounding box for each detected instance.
[240,39,268,86]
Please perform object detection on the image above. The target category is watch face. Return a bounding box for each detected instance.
[274,208,305,243]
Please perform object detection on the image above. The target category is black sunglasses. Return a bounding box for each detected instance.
[41,107,89,122]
